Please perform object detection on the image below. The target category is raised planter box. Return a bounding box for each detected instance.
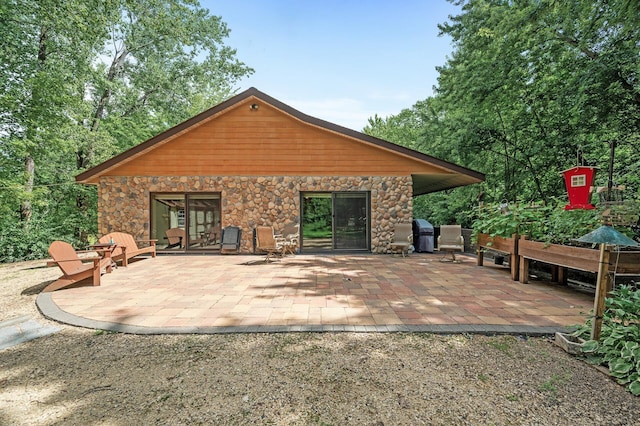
[476,233,519,280]
[518,238,640,284]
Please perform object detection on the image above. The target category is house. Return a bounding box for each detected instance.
[76,88,484,253]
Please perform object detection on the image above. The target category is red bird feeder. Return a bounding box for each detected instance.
[560,166,597,210]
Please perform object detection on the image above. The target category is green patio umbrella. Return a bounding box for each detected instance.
[576,225,639,340]
[576,225,639,247]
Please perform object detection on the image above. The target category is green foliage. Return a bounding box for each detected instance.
[0,217,70,263]
[577,285,640,396]
[0,0,253,261]
[471,199,601,244]
[365,0,640,232]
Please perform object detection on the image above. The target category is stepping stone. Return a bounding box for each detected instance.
[0,315,60,350]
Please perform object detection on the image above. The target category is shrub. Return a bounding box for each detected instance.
[0,219,78,263]
[472,198,603,244]
[575,285,640,396]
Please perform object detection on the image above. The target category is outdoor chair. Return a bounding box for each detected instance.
[201,226,221,247]
[165,228,185,249]
[436,225,465,262]
[45,240,113,292]
[390,223,413,257]
[220,226,242,253]
[98,232,156,267]
[276,223,299,255]
[255,226,285,262]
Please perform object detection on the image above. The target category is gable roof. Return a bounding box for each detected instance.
[76,87,484,195]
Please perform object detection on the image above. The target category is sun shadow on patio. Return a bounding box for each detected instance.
[38,253,593,334]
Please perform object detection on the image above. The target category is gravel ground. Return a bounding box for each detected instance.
[1,260,639,425]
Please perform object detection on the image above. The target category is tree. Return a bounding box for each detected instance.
[0,0,253,260]
[435,0,639,203]
[365,0,639,226]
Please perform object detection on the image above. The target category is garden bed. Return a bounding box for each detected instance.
[476,233,519,280]
[518,238,640,284]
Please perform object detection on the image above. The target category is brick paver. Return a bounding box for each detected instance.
[40,253,593,334]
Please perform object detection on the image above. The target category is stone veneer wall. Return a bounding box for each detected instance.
[98,175,412,254]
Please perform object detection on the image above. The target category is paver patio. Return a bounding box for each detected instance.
[37,253,594,335]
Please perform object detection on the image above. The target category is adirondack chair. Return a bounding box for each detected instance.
[390,223,413,257]
[99,232,156,267]
[165,228,186,249]
[45,241,113,292]
[436,225,465,262]
[255,226,285,262]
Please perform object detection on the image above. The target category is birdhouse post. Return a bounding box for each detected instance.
[560,166,597,210]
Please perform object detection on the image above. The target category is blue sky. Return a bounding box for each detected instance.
[203,1,460,131]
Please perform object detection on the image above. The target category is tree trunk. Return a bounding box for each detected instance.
[20,156,35,223]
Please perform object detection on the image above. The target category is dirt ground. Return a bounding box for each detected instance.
[1,260,639,425]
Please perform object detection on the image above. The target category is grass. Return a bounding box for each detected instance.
[538,373,571,398]
[486,335,515,357]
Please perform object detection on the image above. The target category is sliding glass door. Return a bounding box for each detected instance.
[333,192,368,250]
[301,192,370,252]
[151,193,221,252]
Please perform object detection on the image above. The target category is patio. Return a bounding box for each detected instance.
[36,253,593,335]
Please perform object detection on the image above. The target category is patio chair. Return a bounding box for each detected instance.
[99,231,156,267]
[220,226,242,253]
[165,228,185,249]
[436,225,465,262]
[201,225,221,246]
[45,241,113,292]
[390,223,413,257]
[276,223,300,255]
[255,226,285,262]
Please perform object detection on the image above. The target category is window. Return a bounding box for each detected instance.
[571,174,586,187]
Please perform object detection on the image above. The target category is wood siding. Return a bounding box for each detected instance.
[107,100,451,177]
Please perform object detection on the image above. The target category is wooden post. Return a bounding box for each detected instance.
[519,257,529,284]
[519,236,528,284]
[558,266,567,286]
[591,244,611,341]
[510,233,519,281]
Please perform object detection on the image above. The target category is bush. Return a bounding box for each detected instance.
[575,285,640,396]
[0,219,73,263]
[472,198,602,244]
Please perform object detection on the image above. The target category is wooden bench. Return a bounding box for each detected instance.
[99,232,156,267]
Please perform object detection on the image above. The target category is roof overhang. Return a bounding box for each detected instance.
[412,172,483,196]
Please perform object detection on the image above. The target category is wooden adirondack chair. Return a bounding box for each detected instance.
[165,228,186,249]
[45,241,113,292]
[98,232,156,267]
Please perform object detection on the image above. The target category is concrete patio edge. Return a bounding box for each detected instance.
[36,293,570,337]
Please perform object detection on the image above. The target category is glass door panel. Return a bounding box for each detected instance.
[301,191,370,252]
[187,194,221,250]
[333,192,369,250]
[151,193,221,252]
[302,193,333,251]
[152,194,186,251]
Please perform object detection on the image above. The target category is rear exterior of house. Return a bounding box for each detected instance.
[77,88,484,254]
